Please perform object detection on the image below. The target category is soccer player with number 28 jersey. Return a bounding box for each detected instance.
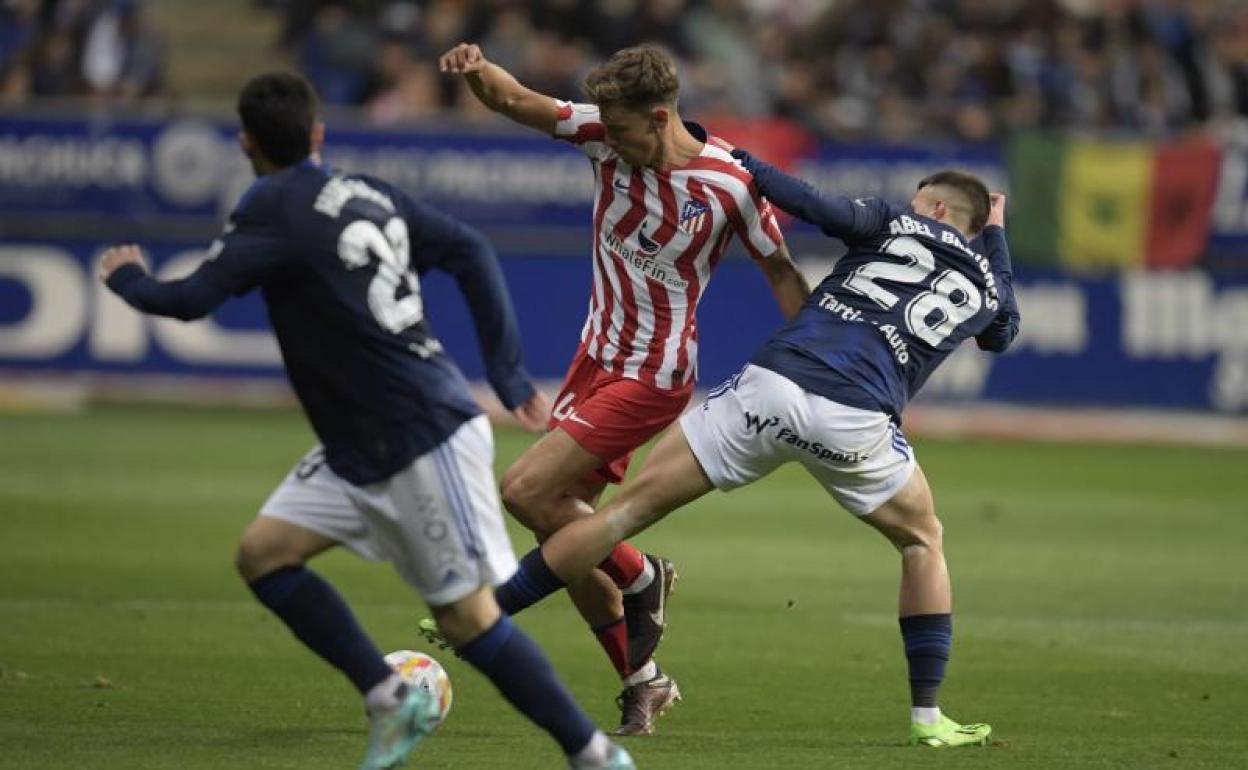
[438,43,811,735]
[99,72,634,770]
[493,151,1022,749]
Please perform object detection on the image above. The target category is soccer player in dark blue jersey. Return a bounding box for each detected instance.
[486,150,1020,748]
[99,72,634,770]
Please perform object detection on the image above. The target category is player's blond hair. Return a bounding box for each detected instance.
[583,45,679,110]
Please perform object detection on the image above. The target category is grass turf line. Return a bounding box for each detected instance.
[1,404,1246,768]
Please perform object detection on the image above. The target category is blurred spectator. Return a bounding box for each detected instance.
[80,0,165,101]
[7,0,1248,142]
[1,0,41,103]
[1,0,165,104]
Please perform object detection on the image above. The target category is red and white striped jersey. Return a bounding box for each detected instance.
[554,101,785,391]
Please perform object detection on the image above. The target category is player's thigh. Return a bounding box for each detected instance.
[795,399,918,519]
[500,427,607,510]
[606,423,717,538]
[236,517,340,580]
[678,365,792,493]
[544,357,693,486]
[349,416,518,607]
[860,463,940,550]
[244,445,376,576]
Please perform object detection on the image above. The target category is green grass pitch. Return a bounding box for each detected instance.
[2,404,1246,768]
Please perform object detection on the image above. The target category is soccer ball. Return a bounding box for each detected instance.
[384,649,453,726]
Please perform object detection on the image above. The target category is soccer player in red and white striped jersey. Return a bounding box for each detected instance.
[440,42,810,735]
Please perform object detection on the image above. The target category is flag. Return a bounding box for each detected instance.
[1146,137,1221,270]
[1005,133,1221,273]
[1005,132,1063,266]
[1060,139,1152,271]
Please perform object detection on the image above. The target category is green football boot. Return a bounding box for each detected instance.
[417,618,454,652]
[909,714,992,748]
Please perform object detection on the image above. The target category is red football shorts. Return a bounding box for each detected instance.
[548,350,694,484]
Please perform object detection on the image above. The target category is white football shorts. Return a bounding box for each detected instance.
[259,415,518,606]
[680,364,916,516]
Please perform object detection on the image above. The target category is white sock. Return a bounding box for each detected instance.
[622,557,655,595]
[364,672,406,715]
[622,660,658,687]
[570,730,611,766]
[911,706,941,726]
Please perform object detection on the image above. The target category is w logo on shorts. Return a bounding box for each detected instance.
[742,411,780,435]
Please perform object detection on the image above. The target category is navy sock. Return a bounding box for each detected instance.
[457,615,596,756]
[494,548,566,616]
[248,565,393,695]
[899,613,953,709]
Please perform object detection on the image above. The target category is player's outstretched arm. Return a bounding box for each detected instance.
[439,43,560,135]
[404,198,545,426]
[974,193,1021,352]
[753,243,810,321]
[732,148,889,242]
[99,244,232,321]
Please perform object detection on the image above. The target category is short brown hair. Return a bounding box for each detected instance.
[238,71,319,167]
[583,45,679,110]
[917,170,991,235]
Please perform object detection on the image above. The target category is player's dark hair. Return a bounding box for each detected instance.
[237,72,319,168]
[917,170,991,235]
[584,44,679,110]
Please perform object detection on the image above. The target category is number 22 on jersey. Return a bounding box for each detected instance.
[336,216,424,334]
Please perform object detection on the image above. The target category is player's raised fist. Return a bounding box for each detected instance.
[987,193,1007,229]
[99,244,148,281]
[439,43,486,75]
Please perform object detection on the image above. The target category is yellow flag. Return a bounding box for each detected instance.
[1059,140,1154,271]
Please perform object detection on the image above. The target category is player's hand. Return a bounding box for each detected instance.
[987,193,1007,229]
[98,244,149,281]
[730,147,759,173]
[511,390,550,433]
[439,43,487,75]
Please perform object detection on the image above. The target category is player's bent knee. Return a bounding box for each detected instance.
[865,502,944,553]
[893,515,944,552]
[234,522,305,582]
[429,587,500,648]
[499,474,565,535]
[499,472,538,516]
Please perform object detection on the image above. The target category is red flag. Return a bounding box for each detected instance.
[1146,137,1221,269]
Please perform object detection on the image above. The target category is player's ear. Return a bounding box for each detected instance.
[238,129,253,154]
[310,121,326,154]
[650,105,670,131]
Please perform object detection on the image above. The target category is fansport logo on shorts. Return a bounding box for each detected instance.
[742,411,868,464]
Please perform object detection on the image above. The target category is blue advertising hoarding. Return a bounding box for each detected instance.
[1,115,1246,413]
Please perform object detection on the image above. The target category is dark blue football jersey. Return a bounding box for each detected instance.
[107,159,534,484]
[736,152,1020,420]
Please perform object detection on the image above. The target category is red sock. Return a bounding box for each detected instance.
[598,542,645,588]
[592,617,633,677]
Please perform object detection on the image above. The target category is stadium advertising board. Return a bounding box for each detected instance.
[1,115,1245,412]
[2,241,1245,413]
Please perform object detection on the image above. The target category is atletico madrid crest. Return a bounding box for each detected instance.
[678,199,710,235]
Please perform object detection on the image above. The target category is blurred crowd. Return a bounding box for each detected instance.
[4,0,1248,142]
[0,0,165,105]
[268,0,1248,140]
